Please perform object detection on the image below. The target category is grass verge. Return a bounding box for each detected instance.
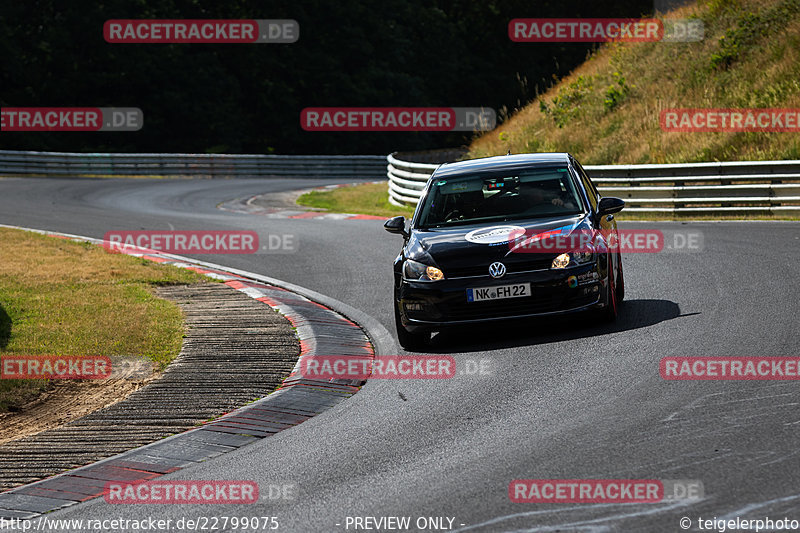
[0,228,208,413]
[296,183,415,218]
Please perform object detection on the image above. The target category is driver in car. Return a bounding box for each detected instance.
[516,181,577,210]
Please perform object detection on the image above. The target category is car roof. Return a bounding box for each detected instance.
[432,153,572,178]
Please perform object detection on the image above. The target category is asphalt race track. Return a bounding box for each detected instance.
[1,176,799,532]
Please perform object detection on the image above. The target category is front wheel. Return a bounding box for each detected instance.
[615,251,625,303]
[602,261,619,322]
[394,303,430,350]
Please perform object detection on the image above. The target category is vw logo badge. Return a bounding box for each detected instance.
[488,262,506,279]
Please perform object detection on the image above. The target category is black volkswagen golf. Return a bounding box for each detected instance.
[384,153,626,349]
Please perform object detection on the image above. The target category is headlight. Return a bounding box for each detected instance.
[551,253,570,269]
[571,250,594,264]
[551,250,595,269]
[403,259,445,281]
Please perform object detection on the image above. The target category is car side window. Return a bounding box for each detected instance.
[574,161,599,210]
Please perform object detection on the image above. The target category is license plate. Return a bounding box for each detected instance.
[467,283,530,302]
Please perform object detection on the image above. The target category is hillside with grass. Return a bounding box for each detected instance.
[469,0,800,163]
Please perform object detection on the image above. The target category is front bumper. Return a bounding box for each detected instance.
[397,262,603,329]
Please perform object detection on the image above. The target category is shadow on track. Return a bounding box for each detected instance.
[422,299,687,353]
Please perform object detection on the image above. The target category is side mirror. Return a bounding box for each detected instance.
[597,197,625,217]
[384,216,408,238]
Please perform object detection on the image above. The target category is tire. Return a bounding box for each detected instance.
[615,252,625,303]
[394,304,430,350]
[602,259,619,323]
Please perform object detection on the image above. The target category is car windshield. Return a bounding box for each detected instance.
[416,167,584,228]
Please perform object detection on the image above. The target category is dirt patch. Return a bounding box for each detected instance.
[0,357,156,445]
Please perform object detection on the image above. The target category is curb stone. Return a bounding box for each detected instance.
[0,226,376,519]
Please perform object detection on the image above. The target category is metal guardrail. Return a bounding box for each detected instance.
[0,150,387,179]
[3,149,799,215]
[387,153,800,214]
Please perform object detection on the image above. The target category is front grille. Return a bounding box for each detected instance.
[447,257,554,278]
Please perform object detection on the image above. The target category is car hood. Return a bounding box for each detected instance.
[409,215,591,273]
